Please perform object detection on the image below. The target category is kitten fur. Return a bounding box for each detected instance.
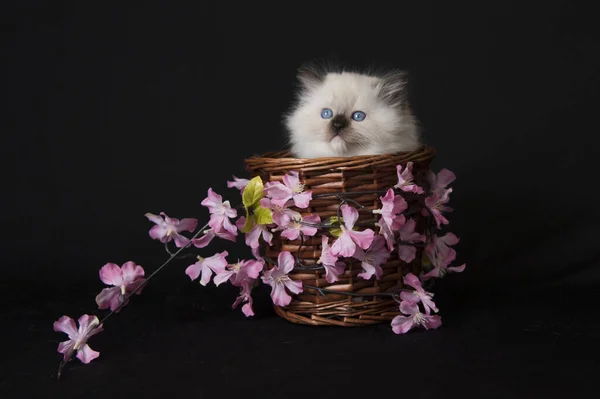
[284,63,421,158]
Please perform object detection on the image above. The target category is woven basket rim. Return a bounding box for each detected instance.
[244,145,436,173]
[245,145,435,162]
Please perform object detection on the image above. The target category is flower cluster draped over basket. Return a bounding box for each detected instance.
[52,146,465,378]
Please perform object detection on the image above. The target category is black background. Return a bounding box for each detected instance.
[2,1,599,398]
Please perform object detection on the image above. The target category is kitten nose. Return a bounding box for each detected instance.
[330,115,348,132]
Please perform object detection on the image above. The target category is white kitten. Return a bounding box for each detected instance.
[284,64,422,158]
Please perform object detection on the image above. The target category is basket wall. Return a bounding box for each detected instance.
[243,146,436,326]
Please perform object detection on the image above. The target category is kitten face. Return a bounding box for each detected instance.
[284,66,421,158]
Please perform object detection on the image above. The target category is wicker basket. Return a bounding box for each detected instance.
[243,145,436,326]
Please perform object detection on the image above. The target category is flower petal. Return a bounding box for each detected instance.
[278,251,296,275]
[192,229,216,248]
[340,204,359,229]
[53,316,78,339]
[270,283,292,307]
[171,232,191,248]
[184,260,202,281]
[95,287,122,311]
[391,315,415,334]
[121,261,145,285]
[57,340,76,361]
[284,279,303,295]
[282,171,300,189]
[177,218,198,233]
[98,263,123,287]
[144,212,164,226]
[76,344,100,364]
[423,315,443,330]
[330,232,356,258]
[293,192,312,208]
[348,229,375,250]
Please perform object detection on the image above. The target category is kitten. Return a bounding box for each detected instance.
[284,63,422,158]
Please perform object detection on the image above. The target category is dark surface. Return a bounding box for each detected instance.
[2,1,599,398]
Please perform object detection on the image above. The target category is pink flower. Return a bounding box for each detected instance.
[424,190,453,229]
[422,247,466,280]
[185,251,229,286]
[353,235,391,280]
[213,258,265,287]
[227,175,250,192]
[263,171,312,209]
[395,162,424,194]
[377,188,408,225]
[236,216,273,250]
[330,204,375,257]
[191,226,237,248]
[317,235,346,283]
[261,251,303,307]
[277,213,321,241]
[53,315,104,364]
[260,197,301,226]
[391,301,442,334]
[145,212,198,248]
[394,216,426,263]
[400,273,438,314]
[428,168,456,198]
[95,261,146,312]
[201,188,238,236]
[426,232,459,259]
[232,279,255,317]
[374,188,408,250]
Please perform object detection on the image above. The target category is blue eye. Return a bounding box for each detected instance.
[352,111,366,121]
[321,108,333,119]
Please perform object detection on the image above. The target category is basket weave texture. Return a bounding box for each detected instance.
[243,146,436,326]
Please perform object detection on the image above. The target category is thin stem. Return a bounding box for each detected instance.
[98,221,211,326]
[57,360,65,380]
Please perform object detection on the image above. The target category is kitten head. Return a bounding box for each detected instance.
[284,63,420,158]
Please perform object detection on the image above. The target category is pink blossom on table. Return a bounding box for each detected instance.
[201,188,238,236]
[400,273,438,314]
[53,315,104,364]
[277,213,321,241]
[317,235,346,283]
[145,212,198,248]
[330,204,375,257]
[191,226,237,249]
[95,261,146,312]
[353,235,391,280]
[227,175,250,192]
[263,171,312,209]
[260,197,301,226]
[423,190,453,229]
[422,246,466,280]
[236,216,273,250]
[395,215,426,263]
[428,168,456,198]
[394,162,424,194]
[261,251,303,307]
[185,251,229,286]
[426,232,460,260]
[213,258,265,287]
[232,279,255,317]
[391,301,442,334]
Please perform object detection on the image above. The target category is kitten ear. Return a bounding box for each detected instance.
[296,64,326,90]
[377,70,409,107]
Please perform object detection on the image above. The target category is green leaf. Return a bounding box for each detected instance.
[240,214,256,233]
[254,206,273,225]
[242,176,264,210]
[329,216,343,238]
